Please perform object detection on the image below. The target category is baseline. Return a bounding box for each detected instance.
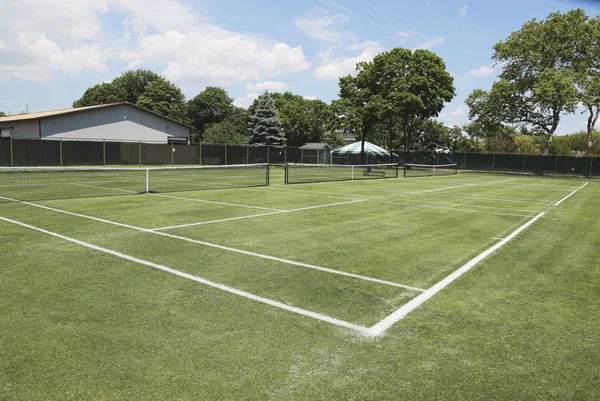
[0,216,368,334]
[365,181,590,337]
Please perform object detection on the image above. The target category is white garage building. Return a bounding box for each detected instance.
[0,102,191,144]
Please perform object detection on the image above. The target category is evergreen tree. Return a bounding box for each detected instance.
[247,91,286,146]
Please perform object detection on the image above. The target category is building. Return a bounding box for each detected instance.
[299,143,331,164]
[0,103,191,144]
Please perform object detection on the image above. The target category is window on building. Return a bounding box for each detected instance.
[0,128,10,138]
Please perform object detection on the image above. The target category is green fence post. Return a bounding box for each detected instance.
[284,146,287,165]
[171,143,174,166]
[9,137,13,167]
[589,155,593,178]
[199,143,202,165]
[492,153,496,172]
[59,138,63,167]
[554,154,558,176]
[463,152,467,170]
[267,146,270,164]
[522,154,525,172]
[139,141,142,167]
[103,139,106,167]
[225,144,228,165]
[246,145,249,164]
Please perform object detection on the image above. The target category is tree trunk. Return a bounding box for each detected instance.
[542,134,553,155]
[587,106,599,155]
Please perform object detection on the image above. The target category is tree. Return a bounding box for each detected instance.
[247,91,286,146]
[466,10,588,154]
[336,47,455,161]
[371,48,455,153]
[0,111,6,117]
[73,69,187,123]
[137,79,187,122]
[72,82,125,108]
[187,87,234,139]
[573,15,600,154]
[267,92,331,146]
[203,120,249,145]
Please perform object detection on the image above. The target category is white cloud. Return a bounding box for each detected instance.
[412,37,446,50]
[294,8,351,43]
[313,40,384,81]
[450,107,464,117]
[397,30,417,42]
[460,2,468,19]
[0,0,111,80]
[468,65,495,78]
[234,93,260,108]
[246,81,292,92]
[0,0,311,84]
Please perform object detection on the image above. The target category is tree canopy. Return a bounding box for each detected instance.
[248,92,286,146]
[335,47,455,160]
[73,69,188,123]
[466,9,599,154]
[187,87,235,139]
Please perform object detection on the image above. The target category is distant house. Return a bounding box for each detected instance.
[0,102,191,144]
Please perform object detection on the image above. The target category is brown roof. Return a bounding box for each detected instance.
[0,102,192,129]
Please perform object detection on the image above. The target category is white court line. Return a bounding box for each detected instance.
[554,182,589,206]
[365,212,547,337]
[72,183,139,193]
[492,237,504,241]
[151,193,284,212]
[0,216,368,334]
[365,181,590,337]
[71,182,283,212]
[369,199,534,218]
[0,197,423,292]
[150,199,368,231]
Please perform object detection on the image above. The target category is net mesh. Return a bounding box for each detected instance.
[404,163,458,178]
[0,164,269,203]
[285,163,399,184]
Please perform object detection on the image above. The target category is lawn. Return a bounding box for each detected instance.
[0,167,598,400]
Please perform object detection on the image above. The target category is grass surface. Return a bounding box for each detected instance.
[0,168,598,400]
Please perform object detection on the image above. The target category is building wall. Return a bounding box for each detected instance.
[40,104,189,143]
[1,119,40,138]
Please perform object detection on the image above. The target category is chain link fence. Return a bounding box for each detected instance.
[1,138,598,178]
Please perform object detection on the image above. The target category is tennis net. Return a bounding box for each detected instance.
[285,163,399,184]
[0,164,269,203]
[404,163,458,178]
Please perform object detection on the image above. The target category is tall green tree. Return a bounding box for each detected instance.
[247,92,286,146]
[336,47,455,160]
[187,87,234,139]
[268,92,331,146]
[72,69,188,123]
[466,10,589,154]
[137,79,187,122]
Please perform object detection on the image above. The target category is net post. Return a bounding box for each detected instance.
[403,164,407,178]
[284,163,288,184]
[266,163,270,186]
[145,168,149,194]
[103,139,106,167]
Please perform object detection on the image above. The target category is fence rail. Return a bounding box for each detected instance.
[1,138,598,178]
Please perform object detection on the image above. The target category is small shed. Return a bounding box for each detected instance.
[299,143,331,164]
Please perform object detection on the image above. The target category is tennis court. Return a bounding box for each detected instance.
[1,164,597,399]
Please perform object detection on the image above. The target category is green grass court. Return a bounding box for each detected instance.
[1,167,598,400]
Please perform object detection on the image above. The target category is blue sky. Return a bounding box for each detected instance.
[1,0,599,134]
